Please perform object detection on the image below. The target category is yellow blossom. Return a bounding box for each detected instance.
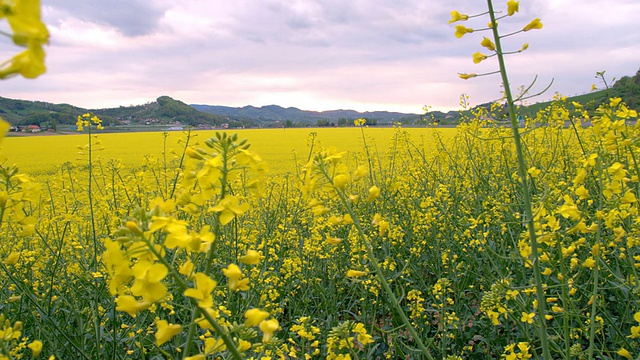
[245,308,270,327]
[0,118,9,143]
[472,52,488,64]
[130,261,168,303]
[326,237,343,245]
[222,263,249,291]
[523,18,543,31]
[4,252,20,265]
[480,37,496,51]
[575,185,589,199]
[608,162,627,181]
[527,166,541,177]
[185,355,206,360]
[209,195,250,225]
[115,295,151,317]
[454,25,474,38]
[346,270,367,278]
[582,257,596,269]
[28,340,43,357]
[155,319,182,346]
[194,307,220,330]
[259,319,280,343]
[621,191,637,204]
[184,272,217,308]
[448,10,469,24]
[179,260,194,277]
[239,249,261,265]
[237,339,251,351]
[333,174,349,190]
[487,310,500,325]
[0,42,46,79]
[367,185,380,201]
[459,73,477,80]
[507,0,519,16]
[204,337,226,354]
[520,312,535,324]
[617,348,632,359]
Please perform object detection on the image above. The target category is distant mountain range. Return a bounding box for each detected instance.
[1,68,638,129]
[0,95,428,128]
[191,104,426,124]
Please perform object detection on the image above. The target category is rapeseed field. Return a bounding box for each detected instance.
[1,1,639,359]
[1,128,456,175]
[2,103,639,359]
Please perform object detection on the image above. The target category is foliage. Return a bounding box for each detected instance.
[0,96,247,128]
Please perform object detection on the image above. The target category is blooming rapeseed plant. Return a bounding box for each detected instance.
[0,0,49,79]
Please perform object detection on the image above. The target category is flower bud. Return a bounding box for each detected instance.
[523,18,543,31]
[448,10,469,24]
[472,52,488,64]
[481,37,496,51]
[507,0,519,16]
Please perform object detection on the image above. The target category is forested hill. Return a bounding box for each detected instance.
[191,104,424,125]
[0,95,421,128]
[0,96,237,128]
[1,68,638,129]
[94,96,233,127]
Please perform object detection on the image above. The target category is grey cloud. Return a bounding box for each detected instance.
[5,0,640,113]
[224,0,449,48]
[45,0,168,36]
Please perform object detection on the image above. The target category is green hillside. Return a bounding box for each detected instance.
[1,69,638,129]
[520,69,640,117]
[93,96,238,127]
[0,96,247,129]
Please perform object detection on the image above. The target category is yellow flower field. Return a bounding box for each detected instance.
[1,99,639,359]
[1,127,456,175]
[1,1,639,359]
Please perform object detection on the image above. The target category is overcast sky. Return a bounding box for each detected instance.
[2,0,639,113]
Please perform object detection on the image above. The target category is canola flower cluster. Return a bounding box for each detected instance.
[0,0,48,79]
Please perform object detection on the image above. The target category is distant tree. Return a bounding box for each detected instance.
[317,119,329,127]
[24,112,50,125]
[337,118,347,127]
[285,119,293,128]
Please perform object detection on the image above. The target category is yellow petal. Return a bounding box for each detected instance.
[155,320,182,346]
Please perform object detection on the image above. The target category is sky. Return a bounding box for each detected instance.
[1,0,639,114]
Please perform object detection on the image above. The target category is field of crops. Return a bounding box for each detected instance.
[1,98,639,359]
[1,127,455,176]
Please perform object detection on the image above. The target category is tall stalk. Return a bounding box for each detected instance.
[485,1,551,358]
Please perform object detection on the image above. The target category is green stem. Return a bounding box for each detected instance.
[181,307,199,360]
[486,1,551,358]
[169,129,193,199]
[86,127,103,354]
[205,141,229,275]
[587,253,599,360]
